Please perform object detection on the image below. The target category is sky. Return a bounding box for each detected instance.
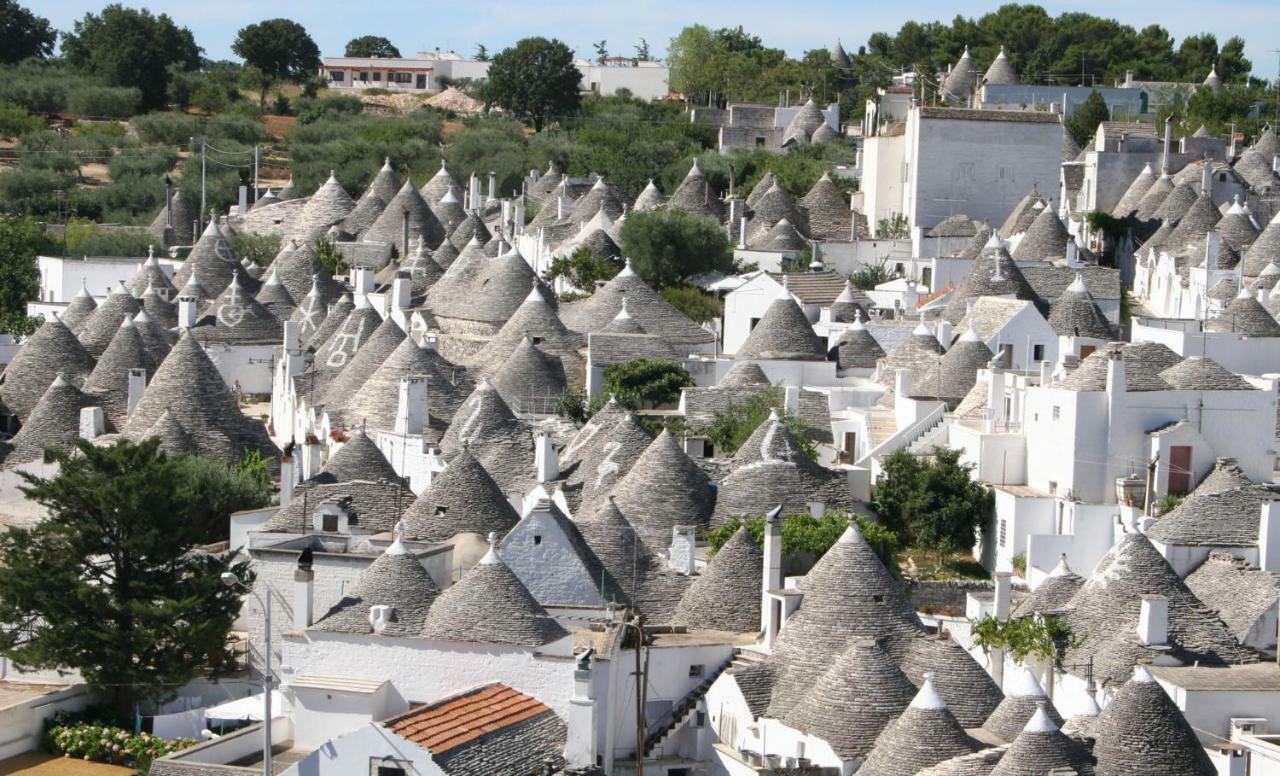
[40,0,1280,78]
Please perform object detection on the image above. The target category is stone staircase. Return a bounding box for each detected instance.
[906,415,952,455]
[643,652,739,757]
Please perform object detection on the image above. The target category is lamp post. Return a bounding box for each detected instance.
[221,572,272,776]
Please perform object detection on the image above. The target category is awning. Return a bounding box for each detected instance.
[204,690,284,724]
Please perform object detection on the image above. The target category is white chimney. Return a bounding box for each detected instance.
[762,505,784,647]
[369,604,393,634]
[301,436,322,480]
[79,406,105,440]
[1273,155,1280,174]
[895,367,913,398]
[126,367,146,417]
[566,652,598,767]
[1106,348,1126,395]
[177,295,198,329]
[1204,230,1222,267]
[395,376,428,435]
[936,321,954,350]
[1066,241,1080,267]
[391,275,411,311]
[1039,359,1052,385]
[514,199,526,234]
[668,526,696,575]
[293,562,314,630]
[280,457,295,507]
[738,216,747,248]
[283,320,300,352]
[1161,116,1172,174]
[535,430,559,483]
[351,266,374,297]
[487,172,496,200]
[1259,502,1280,572]
[1201,155,1213,193]
[1137,594,1169,645]
[784,385,800,416]
[994,571,1012,621]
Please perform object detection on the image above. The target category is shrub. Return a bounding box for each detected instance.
[602,358,694,409]
[66,86,141,119]
[60,220,155,257]
[108,148,178,180]
[295,94,364,125]
[705,511,901,577]
[660,285,721,323]
[699,387,815,458]
[229,232,282,266]
[46,719,194,769]
[0,167,70,217]
[362,87,391,96]
[620,208,733,288]
[0,100,43,139]
[546,248,620,293]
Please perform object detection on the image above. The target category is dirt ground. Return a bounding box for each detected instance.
[0,753,135,775]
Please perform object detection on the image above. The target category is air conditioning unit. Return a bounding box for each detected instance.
[1231,718,1268,739]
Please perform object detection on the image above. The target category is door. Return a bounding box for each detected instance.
[841,432,857,464]
[416,74,426,89]
[1080,345,1096,359]
[1168,445,1192,495]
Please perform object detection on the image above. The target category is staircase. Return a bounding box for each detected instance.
[857,403,947,467]
[643,652,738,758]
[906,416,952,455]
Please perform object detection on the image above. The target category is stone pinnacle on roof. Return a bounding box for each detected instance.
[982,665,1064,741]
[79,282,143,358]
[942,45,979,101]
[858,672,978,776]
[61,279,98,333]
[988,701,1093,776]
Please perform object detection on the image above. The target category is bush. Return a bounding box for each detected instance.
[660,285,721,323]
[169,451,272,540]
[295,94,364,125]
[705,511,901,577]
[362,87,392,96]
[108,148,178,180]
[872,448,993,557]
[546,248,620,293]
[229,232,282,266]
[602,358,694,409]
[289,110,443,194]
[66,86,142,119]
[699,387,815,458]
[0,167,70,217]
[60,220,155,257]
[46,720,193,769]
[619,208,733,288]
[0,100,43,139]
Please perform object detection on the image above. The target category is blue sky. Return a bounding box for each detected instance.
[41,0,1280,77]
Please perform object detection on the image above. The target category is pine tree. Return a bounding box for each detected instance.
[0,438,251,722]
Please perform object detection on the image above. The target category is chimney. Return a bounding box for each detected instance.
[280,456,295,507]
[487,171,496,200]
[1259,502,1280,572]
[369,604,393,634]
[514,199,526,234]
[1273,155,1280,174]
[1105,348,1126,395]
[936,321,954,350]
[1229,123,1237,157]
[895,367,913,399]
[535,429,559,483]
[1066,241,1080,268]
[1137,594,1169,645]
[668,526,696,575]
[1161,116,1172,174]
[293,555,314,630]
[784,385,800,416]
[1205,230,1222,268]
[351,266,374,297]
[401,209,410,257]
[79,406,105,440]
[177,295,198,329]
[994,571,1012,621]
[762,505,783,647]
[1039,359,1052,385]
[126,367,146,417]
[283,320,300,352]
[566,651,598,767]
[738,216,748,248]
[391,274,411,311]
[238,185,248,215]
[1201,154,1213,194]
[395,376,428,435]
[301,436,322,479]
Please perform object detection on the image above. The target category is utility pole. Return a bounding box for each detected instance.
[197,137,207,223]
[630,616,647,776]
[253,146,260,204]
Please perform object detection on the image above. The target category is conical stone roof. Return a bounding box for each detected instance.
[783,638,917,760]
[559,399,652,514]
[568,177,629,224]
[310,429,401,484]
[1001,185,1045,237]
[1112,164,1156,218]
[609,429,715,548]
[132,310,176,366]
[830,312,886,370]
[982,666,1063,742]
[765,523,924,717]
[894,634,1004,727]
[810,122,839,144]
[123,332,280,464]
[4,374,94,466]
[942,46,979,101]
[1048,273,1113,339]
[1153,180,1199,223]
[489,338,567,413]
[84,317,156,430]
[633,180,663,212]
[754,218,806,251]
[735,288,824,360]
[1216,198,1258,252]
[1135,174,1175,221]
[672,525,763,632]
[559,261,714,345]
[943,236,1038,324]
[419,160,460,209]
[916,325,994,404]
[1093,666,1216,776]
[192,274,282,346]
[402,446,520,542]
[745,171,777,211]
[467,284,583,378]
[666,159,722,221]
[343,335,472,435]
[858,673,978,776]
[449,211,492,252]
[1011,207,1070,260]
[318,314,406,411]
[983,47,1018,85]
[143,410,195,456]
[0,316,96,422]
[79,283,142,358]
[128,248,177,298]
[140,283,178,329]
[254,269,297,322]
[419,540,568,646]
[364,180,444,255]
[575,496,690,620]
[294,172,355,240]
[312,530,441,636]
[1206,291,1280,336]
[800,173,851,241]
[289,278,345,347]
[269,239,343,306]
[430,188,466,235]
[1015,555,1083,616]
[1164,191,1222,253]
[439,379,533,493]
[172,218,239,296]
[61,282,98,334]
[989,703,1094,776]
[1244,210,1280,278]
[782,100,825,146]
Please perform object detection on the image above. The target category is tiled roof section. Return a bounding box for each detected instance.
[800,173,852,241]
[1061,533,1256,687]
[782,639,917,759]
[79,283,143,358]
[1011,208,1070,261]
[763,270,849,306]
[4,375,94,466]
[420,544,568,646]
[587,331,679,368]
[123,332,280,464]
[384,685,566,776]
[1047,274,1115,339]
[673,526,763,632]
[1092,668,1217,775]
[1206,292,1280,336]
[765,524,924,717]
[1112,165,1156,218]
[559,262,714,345]
[609,429,716,548]
[559,400,652,514]
[916,748,1007,776]
[920,107,1059,123]
[1194,457,1253,495]
[311,539,441,635]
[858,675,980,776]
[735,294,825,361]
[942,237,1039,324]
[439,380,534,494]
[1186,553,1280,645]
[1158,356,1255,391]
[929,214,982,238]
[1147,479,1277,547]
[265,479,416,533]
[0,316,96,422]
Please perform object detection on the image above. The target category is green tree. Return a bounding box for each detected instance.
[546,247,620,293]
[170,450,272,540]
[593,40,609,65]
[0,216,45,336]
[872,447,993,557]
[61,4,201,111]
[474,44,489,62]
[0,439,251,723]
[0,0,55,64]
[660,285,722,323]
[232,19,320,106]
[619,208,732,288]
[484,37,582,130]
[602,358,694,409]
[1065,89,1110,149]
[705,511,901,577]
[700,387,815,459]
[345,35,400,58]
[635,38,651,61]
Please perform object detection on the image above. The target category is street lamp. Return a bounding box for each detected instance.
[221,572,272,776]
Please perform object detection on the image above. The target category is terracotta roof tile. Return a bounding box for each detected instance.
[385,684,551,753]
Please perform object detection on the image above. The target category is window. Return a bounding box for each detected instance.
[321,514,339,532]
[1080,345,1096,358]
[998,519,1007,547]
[372,71,382,81]
[703,442,715,459]
[1033,344,1045,362]
[533,535,542,546]
[376,768,405,776]
[358,71,370,82]
[873,594,884,603]
[755,136,766,147]
[695,711,706,728]
[1052,406,1060,421]
[748,317,761,331]
[688,664,704,677]
[329,71,345,82]
[1048,481,1058,496]
[371,758,410,776]
[393,72,412,84]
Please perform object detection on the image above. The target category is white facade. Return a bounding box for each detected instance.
[35,254,177,304]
